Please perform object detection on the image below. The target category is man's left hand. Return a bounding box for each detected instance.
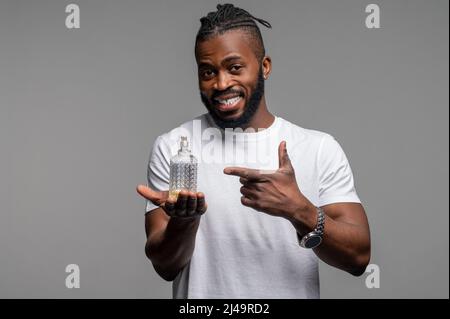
[223,141,314,221]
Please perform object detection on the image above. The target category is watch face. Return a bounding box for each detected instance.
[304,234,322,249]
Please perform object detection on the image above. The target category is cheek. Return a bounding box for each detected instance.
[240,70,261,96]
[199,82,212,97]
[198,79,207,90]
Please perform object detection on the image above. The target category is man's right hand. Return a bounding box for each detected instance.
[136,185,207,218]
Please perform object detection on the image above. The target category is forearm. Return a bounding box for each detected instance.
[289,204,371,276]
[146,217,201,281]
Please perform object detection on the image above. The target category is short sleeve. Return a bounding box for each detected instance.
[145,135,171,214]
[317,134,361,206]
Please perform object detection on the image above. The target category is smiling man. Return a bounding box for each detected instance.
[136,3,371,299]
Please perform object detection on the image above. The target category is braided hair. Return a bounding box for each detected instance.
[195,3,272,62]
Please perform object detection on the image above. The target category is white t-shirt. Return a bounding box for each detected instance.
[145,113,361,299]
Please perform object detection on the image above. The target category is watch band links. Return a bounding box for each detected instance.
[297,206,325,248]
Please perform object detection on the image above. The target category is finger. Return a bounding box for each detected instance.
[186,192,197,216]
[239,175,263,190]
[163,199,176,216]
[278,141,293,170]
[196,192,207,215]
[136,185,168,206]
[224,167,263,181]
[240,186,258,200]
[174,190,189,217]
[239,177,251,185]
[247,181,263,191]
[240,196,255,208]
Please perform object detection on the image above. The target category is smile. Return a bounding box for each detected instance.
[215,96,242,105]
[214,96,243,112]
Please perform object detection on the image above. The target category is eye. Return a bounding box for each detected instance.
[200,69,215,78]
[230,65,243,72]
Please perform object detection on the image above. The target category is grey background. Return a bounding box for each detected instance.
[0,0,448,298]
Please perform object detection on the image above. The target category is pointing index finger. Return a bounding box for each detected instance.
[224,167,264,181]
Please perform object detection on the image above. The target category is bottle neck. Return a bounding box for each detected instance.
[178,148,190,155]
[178,137,191,155]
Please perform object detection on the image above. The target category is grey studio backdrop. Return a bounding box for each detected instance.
[0,0,448,299]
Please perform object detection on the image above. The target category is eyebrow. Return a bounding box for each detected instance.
[198,55,244,69]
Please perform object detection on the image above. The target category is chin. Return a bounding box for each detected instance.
[215,108,245,121]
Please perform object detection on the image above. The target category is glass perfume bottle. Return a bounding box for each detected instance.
[169,136,198,201]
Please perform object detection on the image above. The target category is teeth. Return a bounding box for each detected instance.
[217,96,241,105]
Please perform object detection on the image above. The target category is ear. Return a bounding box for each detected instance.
[262,56,272,80]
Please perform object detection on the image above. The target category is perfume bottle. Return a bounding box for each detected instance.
[169,136,198,201]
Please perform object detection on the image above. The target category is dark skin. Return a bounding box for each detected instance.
[136,29,370,281]
[196,31,274,129]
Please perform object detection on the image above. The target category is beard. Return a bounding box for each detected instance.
[200,67,265,130]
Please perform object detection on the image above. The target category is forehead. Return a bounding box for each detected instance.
[196,30,258,64]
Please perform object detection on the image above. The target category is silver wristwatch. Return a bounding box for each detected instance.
[297,206,325,249]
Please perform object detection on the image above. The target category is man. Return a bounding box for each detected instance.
[136,3,370,299]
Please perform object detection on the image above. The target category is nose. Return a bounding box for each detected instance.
[213,71,231,91]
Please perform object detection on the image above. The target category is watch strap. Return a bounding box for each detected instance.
[297,206,325,247]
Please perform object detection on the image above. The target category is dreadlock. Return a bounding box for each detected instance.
[195,3,272,62]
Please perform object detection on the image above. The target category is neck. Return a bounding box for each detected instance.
[242,96,274,131]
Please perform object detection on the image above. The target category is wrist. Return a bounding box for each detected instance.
[297,206,325,249]
[288,201,318,237]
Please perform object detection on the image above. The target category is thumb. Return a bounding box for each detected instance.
[136,184,168,206]
[278,141,293,170]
